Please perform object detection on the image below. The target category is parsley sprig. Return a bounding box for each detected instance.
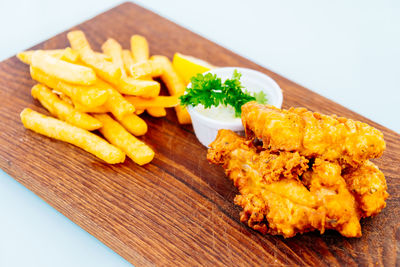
[180,70,267,117]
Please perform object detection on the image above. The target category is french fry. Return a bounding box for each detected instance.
[103,86,135,120]
[122,49,135,74]
[31,84,102,131]
[125,95,179,108]
[151,55,191,124]
[130,35,165,113]
[31,51,96,85]
[17,48,79,65]
[30,66,108,108]
[93,114,154,165]
[118,114,148,136]
[67,30,121,83]
[135,109,145,115]
[117,77,160,97]
[17,51,35,65]
[74,102,108,113]
[62,47,80,62]
[95,52,112,61]
[129,57,164,79]
[102,38,126,77]
[146,107,167,117]
[56,92,74,106]
[70,80,136,118]
[20,108,125,164]
[130,35,149,63]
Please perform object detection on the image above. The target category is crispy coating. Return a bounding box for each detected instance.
[343,160,389,217]
[207,130,309,184]
[302,159,361,237]
[208,130,387,238]
[241,102,386,168]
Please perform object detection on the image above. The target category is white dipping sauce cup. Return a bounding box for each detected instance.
[187,67,283,147]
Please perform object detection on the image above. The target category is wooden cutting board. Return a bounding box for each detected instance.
[0,2,398,266]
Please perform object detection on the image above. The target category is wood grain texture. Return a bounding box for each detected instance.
[0,2,399,266]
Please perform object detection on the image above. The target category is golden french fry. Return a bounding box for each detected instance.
[103,85,135,120]
[122,50,134,74]
[17,51,35,64]
[67,30,121,84]
[95,52,112,61]
[62,47,80,62]
[146,107,166,117]
[102,38,126,77]
[135,109,145,115]
[116,77,160,97]
[20,108,125,164]
[129,57,164,78]
[74,102,108,113]
[56,92,74,106]
[94,114,154,165]
[130,35,149,63]
[125,95,179,108]
[31,51,96,85]
[17,48,79,65]
[118,114,148,136]
[151,55,191,124]
[31,84,102,131]
[30,66,108,108]
[70,80,136,118]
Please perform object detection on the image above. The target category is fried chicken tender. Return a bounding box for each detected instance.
[208,130,387,238]
[207,129,309,184]
[302,159,361,237]
[343,160,389,217]
[208,130,322,237]
[241,102,385,168]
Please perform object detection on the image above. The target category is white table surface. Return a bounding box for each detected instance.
[0,0,399,266]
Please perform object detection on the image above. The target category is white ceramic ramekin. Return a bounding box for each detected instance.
[187,67,283,147]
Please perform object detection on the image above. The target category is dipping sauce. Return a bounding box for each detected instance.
[194,104,242,123]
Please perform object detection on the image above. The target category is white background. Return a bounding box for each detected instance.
[0,0,399,266]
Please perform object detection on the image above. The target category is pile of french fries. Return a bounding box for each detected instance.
[18,30,191,165]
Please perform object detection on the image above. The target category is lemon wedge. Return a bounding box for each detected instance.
[172,53,214,84]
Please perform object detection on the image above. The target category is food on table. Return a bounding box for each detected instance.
[31,84,102,131]
[121,49,135,75]
[242,102,386,168]
[207,103,388,238]
[180,70,267,119]
[30,66,109,108]
[125,95,179,109]
[102,38,127,77]
[31,51,96,85]
[117,113,148,136]
[130,35,149,63]
[130,56,165,79]
[93,114,154,165]
[135,109,145,115]
[20,108,125,164]
[145,107,167,117]
[153,55,192,124]
[172,52,214,84]
[342,160,389,217]
[17,48,80,64]
[18,30,201,164]
[129,35,166,118]
[67,31,122,83]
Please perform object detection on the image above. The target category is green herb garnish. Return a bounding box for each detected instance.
[180,70,267,117]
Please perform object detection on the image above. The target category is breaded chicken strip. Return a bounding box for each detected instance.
[343,160,389,217]
[207,129,309,183]
[241,102,385,168]
[208,130,362,237]
[302,159,361,237]
[208,130,322,237]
